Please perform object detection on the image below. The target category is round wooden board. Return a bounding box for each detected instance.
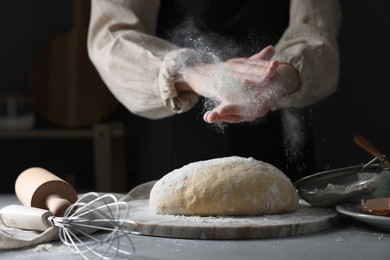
[127,200,340,240]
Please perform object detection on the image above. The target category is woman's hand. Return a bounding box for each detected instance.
[176,46,300,123]
[204,63,301,123]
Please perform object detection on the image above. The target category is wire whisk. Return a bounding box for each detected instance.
[55,192,137,259]
[0,192,138,260]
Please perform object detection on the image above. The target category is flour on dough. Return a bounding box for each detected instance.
[149,156,299,216]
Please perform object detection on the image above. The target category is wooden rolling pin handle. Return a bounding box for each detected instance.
[353,135,390,168]
[45,194,72,217]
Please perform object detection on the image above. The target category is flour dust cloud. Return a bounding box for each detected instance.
[168,20,309,163]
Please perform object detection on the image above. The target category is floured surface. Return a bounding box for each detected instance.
[127,200,339,239]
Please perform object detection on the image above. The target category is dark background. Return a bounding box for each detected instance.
[0,1,389,193]
[311,1,390,169]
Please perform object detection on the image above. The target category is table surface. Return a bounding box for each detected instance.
[0,194,389,260]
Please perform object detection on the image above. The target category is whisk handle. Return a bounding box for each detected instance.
[0,205,53,232]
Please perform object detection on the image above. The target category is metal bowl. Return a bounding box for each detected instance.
[294,159,384,207]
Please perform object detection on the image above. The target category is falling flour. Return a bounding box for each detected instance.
[171,20,309,160]
[281,109,306,167]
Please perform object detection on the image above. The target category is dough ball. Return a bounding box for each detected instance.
[149,156,299,216]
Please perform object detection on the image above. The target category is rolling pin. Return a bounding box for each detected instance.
[15,167,78,217]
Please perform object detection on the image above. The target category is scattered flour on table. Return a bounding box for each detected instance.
[130,200,335,227]
[32,244,53,252]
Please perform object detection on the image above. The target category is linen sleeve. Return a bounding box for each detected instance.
[87,0,200,119]
[272,0,342,109]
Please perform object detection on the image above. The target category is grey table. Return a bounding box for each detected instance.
[0,193,389,260]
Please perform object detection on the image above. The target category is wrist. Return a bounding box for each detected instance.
[174,68,194,92]
[175,80,192,92]
[276,63,301,95]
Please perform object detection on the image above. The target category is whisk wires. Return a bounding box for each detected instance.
[52,192,137,260]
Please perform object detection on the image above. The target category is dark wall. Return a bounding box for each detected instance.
[0,0,71,95]
[311,1,390,170]
[117,1,390,186]
[0,1,389,193]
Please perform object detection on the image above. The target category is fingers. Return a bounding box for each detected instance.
[225,58,279,79]
[203,105,245,123]
[200,46,280,124]
[250,45,275,61]
[203,103,270,123]
[223,46,278,84]
[204,111,244,123]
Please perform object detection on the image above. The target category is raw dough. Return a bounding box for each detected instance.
[149,156,299,216]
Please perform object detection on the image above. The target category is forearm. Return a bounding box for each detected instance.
[88,0,200,119]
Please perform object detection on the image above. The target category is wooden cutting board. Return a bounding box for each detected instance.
[126,200,339,240]
[28,0,118,128]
